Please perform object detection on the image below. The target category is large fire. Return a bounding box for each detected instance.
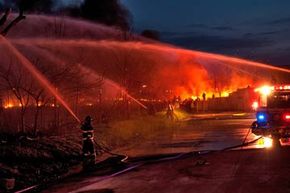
[4,38,287,104]
[150,50,256,100]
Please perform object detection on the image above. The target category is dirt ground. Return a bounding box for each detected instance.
[0,134,82,191]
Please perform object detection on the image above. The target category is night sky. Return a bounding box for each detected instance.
[121,0,290,66]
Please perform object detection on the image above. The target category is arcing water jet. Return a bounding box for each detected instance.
[0,35,81,123]
[12,38,290,99]
[22,44,148,110]
[104,79,148,110]
[5,15,290,100]
[78,64,148,109]
[18,39,290,74]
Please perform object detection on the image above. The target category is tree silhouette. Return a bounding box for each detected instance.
[80,0,131,31]
[141,30,160,41]
[17,0,54,13]
[0,0,54,13]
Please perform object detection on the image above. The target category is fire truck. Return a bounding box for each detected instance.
[251,85,290,147]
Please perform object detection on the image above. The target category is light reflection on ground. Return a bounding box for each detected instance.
[116,117,259,157]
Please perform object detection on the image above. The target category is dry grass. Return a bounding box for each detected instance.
[0,111,187,191]
[96,111,184,149]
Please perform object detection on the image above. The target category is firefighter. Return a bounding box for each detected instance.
[166,102,174,120]
[81,116,96,168]
[202,93,206,101]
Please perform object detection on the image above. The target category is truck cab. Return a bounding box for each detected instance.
[251,85,290,146]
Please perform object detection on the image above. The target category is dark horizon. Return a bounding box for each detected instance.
[121,0,290,67]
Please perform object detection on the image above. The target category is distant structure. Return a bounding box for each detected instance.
[206,87,258,112]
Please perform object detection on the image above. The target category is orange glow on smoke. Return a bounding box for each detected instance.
[153,52,255,99]
[153,54,211,99]
[10,39,290,102]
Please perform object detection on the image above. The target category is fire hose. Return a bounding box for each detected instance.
[15,133,262,193]
[93,139,129,162]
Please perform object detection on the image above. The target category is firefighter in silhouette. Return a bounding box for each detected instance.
[202,93,207,111]
[166,102,174,120]
[81,116,96,168]
[202,93,206,101]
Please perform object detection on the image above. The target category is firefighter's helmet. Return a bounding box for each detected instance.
[84,116,92,123]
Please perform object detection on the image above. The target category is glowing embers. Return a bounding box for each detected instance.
[4,103,14,109]
[2,99,22,109]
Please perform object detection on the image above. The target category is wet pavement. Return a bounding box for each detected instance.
[68,147,290,193]
[43,112,288,193]
[117,113,260,157]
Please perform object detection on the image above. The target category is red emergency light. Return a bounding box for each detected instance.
[283,113,290,121]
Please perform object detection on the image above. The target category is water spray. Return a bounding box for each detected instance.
[20,39,290,74]
[11,38,290,99]
[105,79,148,110]
[19,45,148,110]
[78,64,148,110]
[0,35,81,123]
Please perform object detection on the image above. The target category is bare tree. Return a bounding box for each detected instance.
[109,48,151,118]
[0,8,11,27]
[0,7,26,36]
[0,61,31,132]
[27,58,103,134]
[22,59,82,134]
